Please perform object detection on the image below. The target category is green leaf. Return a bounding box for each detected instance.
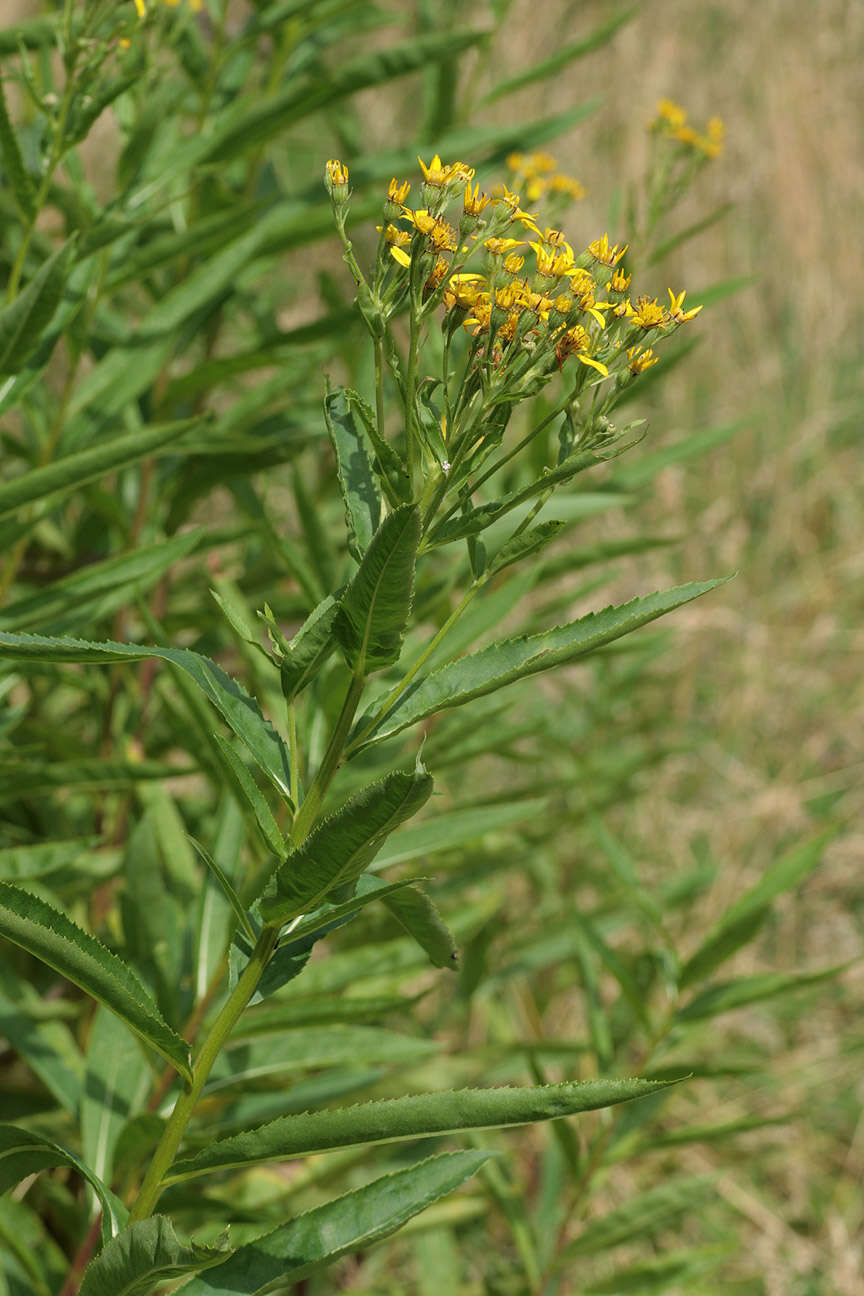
[379,884,459,969]
[679,829,834,990]
[487,521,566,577]
[561,1176,714,1258]
[286,876,421,944]
[189,836,257,945]
[372,797,548,869]
[202,29,490,164]
[167,1078,678,1182]
[325,385,382,560]
[0,967,83,1114]
[0,883,191,1082]
[265,594,339,701]
[676,963,849,1022]
[483,6,637,101]
[647,202,736,266]
[259,764,433,926]
[208,735,288,857]
[0,239,75,376]
[81,1007,150,1185]
[0,629,291,798]
[356,580,729,746]
[174,1151,490,1294]
[0,531,204,634]
[205,1025,437,1093]
[78,1216,227,1296]
[0,1123,127,1242]
[335,503,420,674]
[0,417,199,522]
[0,75,35,220]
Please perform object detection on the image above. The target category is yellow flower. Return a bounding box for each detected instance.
[426,256,451,290]
[493,186,540,233]
[588,234,628,268]
[325,158,349,187]
[495,282,524,311]
[390,245,412,269]
[548,174,586,200]
[555,326,609,376]
[444,273,485,310]
[402,207,457,251]
[533,239,575,279]
[418,154,474,187]
[387,178,411,205]
[656,98,687,130]
[503,252,525,275]
[381,223,410,247]
[630,296,668,330]
[133,0,146,14]
[610,267,632,294]
[524,177,547,203]
[484,236,527,257]
[627,345,659,374]
[506,152,524,173]
[463,299,493,335]
[527,151,557,175]
[667,288,703,322]
[463,182,491,217]
[552,293,573,315]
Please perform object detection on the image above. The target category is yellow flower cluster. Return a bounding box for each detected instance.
[365,154,704,383]
[133,0,203,13]
[324,154,704,400]
[505,151,586,204]
[651,99,725,158]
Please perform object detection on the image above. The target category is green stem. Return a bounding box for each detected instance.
[289,673,364,847]
[287,700,300,811]
[346,583,479,755]
[128,924,279,1222]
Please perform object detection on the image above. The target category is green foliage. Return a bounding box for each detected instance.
[0,2,845,1292]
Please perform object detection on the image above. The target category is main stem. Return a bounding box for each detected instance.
[128,924,279,1222]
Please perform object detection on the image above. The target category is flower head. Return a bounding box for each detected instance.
[667,288,703,323]
[588,234,628,268]
[324,159,349,202]
[627,345,659,374]
[630,296,668,330]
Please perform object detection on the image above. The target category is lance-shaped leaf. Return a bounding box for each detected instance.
[355,579,728,746]
[676,963,849,1023]
[335,504,420,675]
[0,239,75,376]
[78,1216,228,1296]
[678,828,835,989]
[0,1123,127,1242]
[0,74,35,220]
[379,884,459,969]
[487,521,566,578]
[175,1151,489,1295]
[0,629,291,798]
[0,883,191,1082]
[167,1078,678,1182]
[262,595,339,701]
[0,417,200,522]
[325,386,382,560]
[259,765,433,926]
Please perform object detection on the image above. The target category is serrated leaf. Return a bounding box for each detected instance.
[379,884,459,969]
[167,1078,679,1182]
[677,963,849,1022]
[259,765,433,926]
[0,883,191,1082]
[0,417,200,521]
[325,385,382,560]
[0,1123,127,1242]
[265,594,339,701]
[679,829,834,989]
[335,503,420,674]
[0,239,75,376]
[78,1216,227,1296]
[487,521,566,577]
[372,797,547,869]
[482,6,637,101]
[0,629,291,798]
[355,579,728,746]
[175,1151,490,1294]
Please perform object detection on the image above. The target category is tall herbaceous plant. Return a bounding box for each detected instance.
[0,3,834,1293]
